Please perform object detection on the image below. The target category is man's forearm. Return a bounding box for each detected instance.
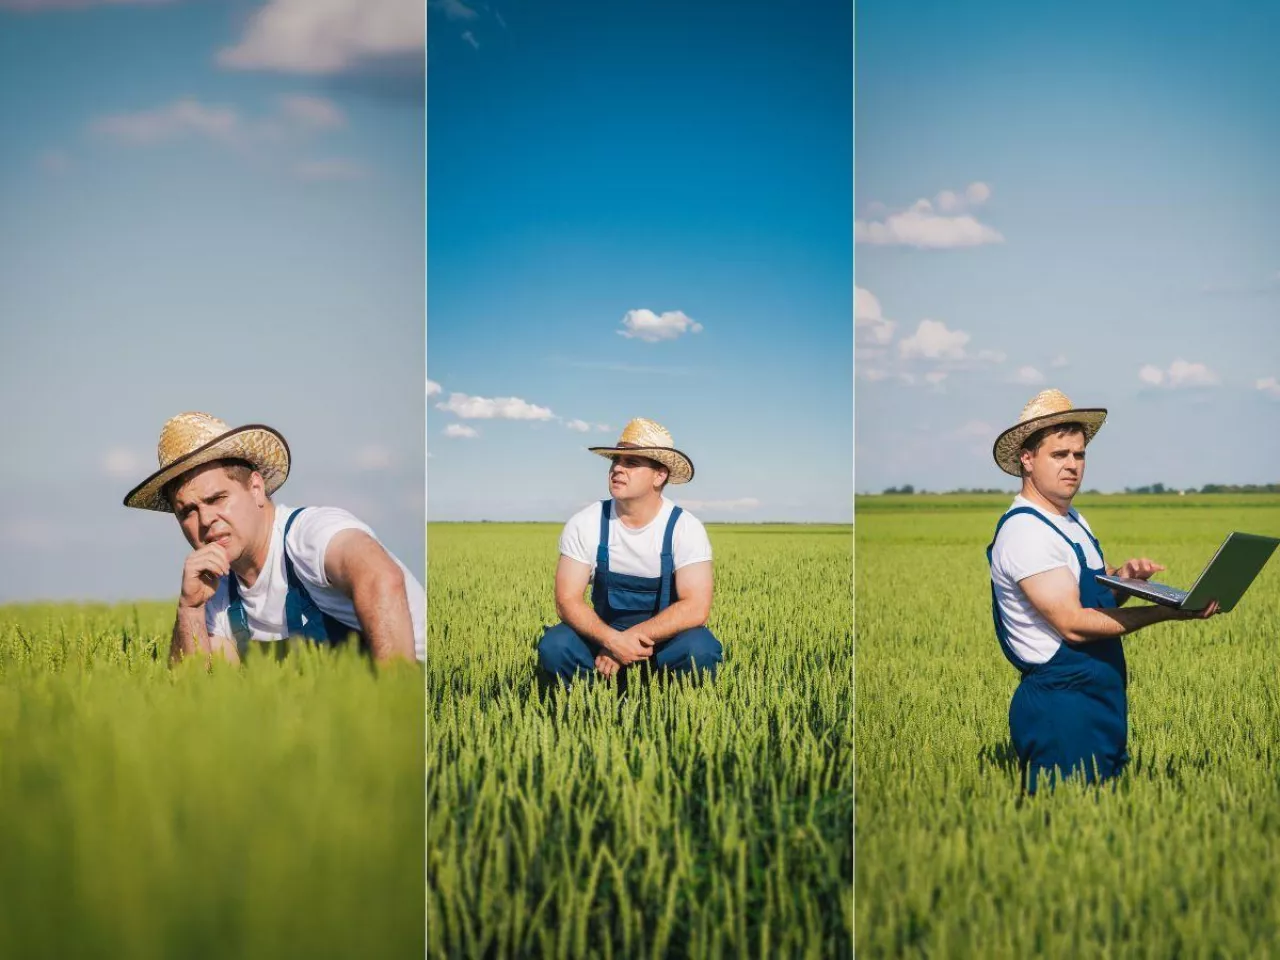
[633,597,708,643]
[351,573,416,662]
[558,596,618,649]
[170,604,209,666]
[1063,603,1180,642]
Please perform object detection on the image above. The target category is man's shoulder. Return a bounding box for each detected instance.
[993,508,1064,552]
[281,505,377,558]
[565,499,607,529]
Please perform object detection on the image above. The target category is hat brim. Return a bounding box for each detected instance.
[123,424,291,512]
[993,409,1107,477]
[588,445,695,484]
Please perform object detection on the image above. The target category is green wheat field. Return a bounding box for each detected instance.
[427,522,854,958]
[0,602,424,959]
[856,493,1280,957]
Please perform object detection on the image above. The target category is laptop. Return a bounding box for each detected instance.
[1096,532,1279,612]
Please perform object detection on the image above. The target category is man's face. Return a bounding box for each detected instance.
[171,463,267,563]
[607,454,666,500]
[1021,429,1086,501]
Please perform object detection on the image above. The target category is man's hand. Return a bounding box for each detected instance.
[180,543,229,609]
[595,653,621,678]
[1171,599,1221,620]
[606,625,654,666]
[1114,557,1166,581]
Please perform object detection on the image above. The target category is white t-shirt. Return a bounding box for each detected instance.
[558,497,712,580]
[989,495,1105,665]
[205,503,425,661]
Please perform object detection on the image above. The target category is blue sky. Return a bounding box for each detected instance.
[0,0,424,603]
[855,0,1280,494]
[426,0,853,522]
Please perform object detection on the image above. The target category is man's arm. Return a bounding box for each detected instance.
[1021,566,1217,642]
[324,529,416,663]
[555,557,656,666]
[171,543,239,667]
[629,560,713,643]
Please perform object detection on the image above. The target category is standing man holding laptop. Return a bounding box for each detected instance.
[986,389,1221,794]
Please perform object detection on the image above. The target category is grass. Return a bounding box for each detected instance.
[427,522,854,958]
[0,601,424,960]
[855,493,1280,957]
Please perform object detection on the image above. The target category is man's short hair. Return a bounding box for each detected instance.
[643,456,671,490]
[163,458,259,508]
[1019,422,1086,476]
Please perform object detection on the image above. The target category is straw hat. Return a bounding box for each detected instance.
[123,412,291,512]
[589,418,694,484]
[992,389,1107,477]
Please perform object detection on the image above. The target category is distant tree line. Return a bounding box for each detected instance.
[876,483,1280,495]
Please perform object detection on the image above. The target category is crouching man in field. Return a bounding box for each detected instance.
[124,411,425,666]
[537,418,722,688]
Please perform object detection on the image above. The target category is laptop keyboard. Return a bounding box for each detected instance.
[1117,578,1187,602]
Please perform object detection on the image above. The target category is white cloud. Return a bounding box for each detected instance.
[924,371,947,386]
[102,448,143,478]
[899,319,970,360]
[436,392,555,420]
[975,349,1007,363]
[295,158,367,181]
[1013,365,1045,385]
[565,419,591,433]
[1050,354,1069,368]
[935,189,961,213]
[354,445,393,470]
[1167,359,1219,387]
[594,423,613,432]
[38,149,71,174]
[218,0,424,75]
[430,0,477,19]
[856,182,1001,249]
[954,420,993,440]
[675,498,762,513]
[618,308,703,342]
[92,98,241,145]
[1139,359,1219,388]
[426,379,442,397]
[1257,377,1280,399]
[91,96,347,154]
[277,94,345,130]
[965,181,992,205]
[445,424,478,438]
[861,368,890,382]
[855,287,895,345]
[0,0,173,8]
[461,30,479,49]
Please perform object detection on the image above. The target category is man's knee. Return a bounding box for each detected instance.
[676,626,722,671]
[538,623,591,675]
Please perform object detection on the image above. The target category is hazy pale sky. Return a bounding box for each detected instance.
[426,0,853,523]
[0,0,424,603]
[855,0,1279,494]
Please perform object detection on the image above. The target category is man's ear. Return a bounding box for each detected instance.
[251,471,267,506]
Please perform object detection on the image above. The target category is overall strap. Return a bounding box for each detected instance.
[658,505,683,612]
[281,507,314,640]
[1068,509,1105,564]
[986,506,1086,567]
[590,499,611,612]
[226,575,251,647]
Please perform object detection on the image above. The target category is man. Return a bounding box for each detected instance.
[537,417,722,687]
[124,411,424,666]
[988,389,1219,793]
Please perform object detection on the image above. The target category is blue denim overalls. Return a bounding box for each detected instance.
[987,505,1126,793]
[538,500,721,685]
[225,507,367,655]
